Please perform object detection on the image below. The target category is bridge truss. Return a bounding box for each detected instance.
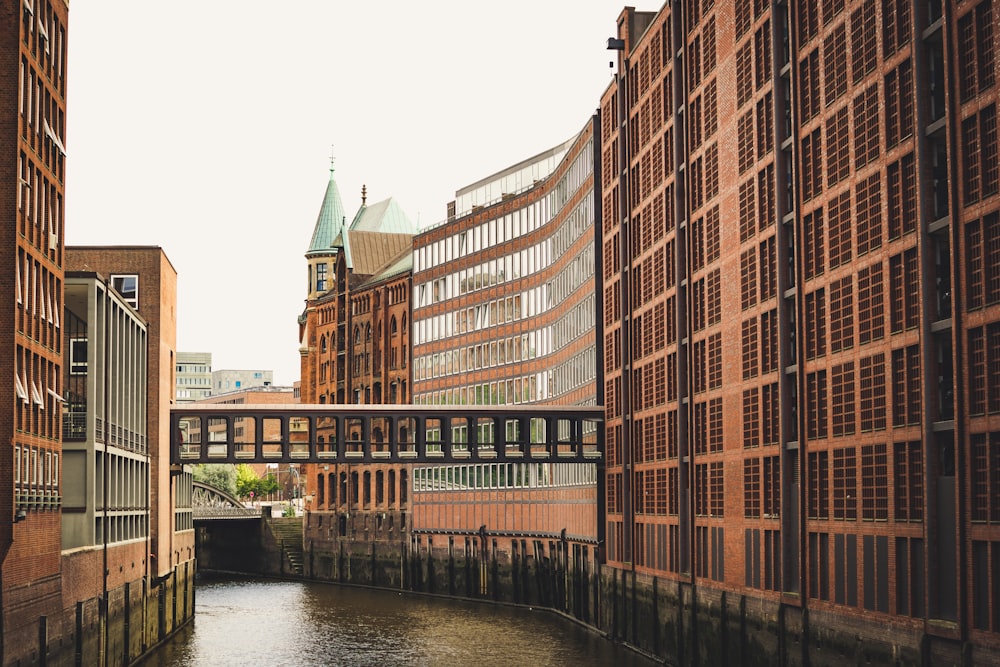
[171,404,604,466]
[192,481,260,520]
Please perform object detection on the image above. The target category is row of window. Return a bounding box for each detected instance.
[14,345,61,441]
[413,199,552,275]
[94,449,149,513]
[415,328,548,381]
[14,443,59,491]
[551,348,598,399]
[413,462,595,492]
[416,239,551,309]
[22,0,67,96]
[414,370,552,407]
[803,250,921,361]
[16,246,62,352]
[450,145,568,219]
[18,150,63,264]
[415,285,549,347]
[804,349,920,439]
[314,467,408,509]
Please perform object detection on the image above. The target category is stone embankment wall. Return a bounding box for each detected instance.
[6,559,194,666]
[200,518,989,666]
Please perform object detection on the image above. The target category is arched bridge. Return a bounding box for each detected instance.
[171,404,603,465]
[192,481,261,520]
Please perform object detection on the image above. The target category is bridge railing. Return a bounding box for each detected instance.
[171,404,603,465]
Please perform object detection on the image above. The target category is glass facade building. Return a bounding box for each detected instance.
[411,119,601,547]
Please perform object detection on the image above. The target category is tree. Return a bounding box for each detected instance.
[235,464,280,501]
[192,464,237,496]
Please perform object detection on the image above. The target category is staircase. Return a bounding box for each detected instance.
[269,517,304,576]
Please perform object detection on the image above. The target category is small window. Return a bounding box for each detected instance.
[30,381,44,409]
[14,374,28,403]
[70,338,87,375]
[111,274,138,310]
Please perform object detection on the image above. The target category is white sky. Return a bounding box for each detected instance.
[65,1,630,386]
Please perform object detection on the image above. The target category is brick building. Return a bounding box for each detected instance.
[299,163,415,544]
[65,247,195,580]
[0,0,70,655]
[410,123,600,555]
[601,0,999,658]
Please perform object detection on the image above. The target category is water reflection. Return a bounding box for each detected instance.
[140,575,657,667]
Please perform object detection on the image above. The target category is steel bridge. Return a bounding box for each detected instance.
[191,481,260,521]
[170,404,603,466]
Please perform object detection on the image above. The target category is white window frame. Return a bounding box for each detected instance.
[70,337,87,375]
[30,381,44,409]
[111,274,139,310]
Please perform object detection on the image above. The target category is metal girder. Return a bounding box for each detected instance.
[191,481,260,520]
[170,404,604,465]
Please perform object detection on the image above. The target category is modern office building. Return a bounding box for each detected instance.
[65,246,195,585]
[175,351,212,402]
[299,163,416,548]
[61,271,149,550]
[601,1,999,660]
[211,368,273,394]
[410,122,600,555]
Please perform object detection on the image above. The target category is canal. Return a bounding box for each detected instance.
[139,574,660,666]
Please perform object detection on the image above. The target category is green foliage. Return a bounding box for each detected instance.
[192,464,237,496]
[235,464,280,500]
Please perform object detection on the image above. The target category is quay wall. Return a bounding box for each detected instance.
[3,556,195,667]
[199,516,993,665]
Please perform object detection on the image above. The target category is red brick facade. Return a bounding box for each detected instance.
[299,187,415,541]
[601,0,1000,653]
[1,0,70,650]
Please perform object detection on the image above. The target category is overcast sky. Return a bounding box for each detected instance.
[65,1,630,386]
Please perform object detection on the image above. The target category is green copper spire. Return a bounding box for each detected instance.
[306,154,348,256]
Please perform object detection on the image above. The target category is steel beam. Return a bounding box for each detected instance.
[171,404,604,465]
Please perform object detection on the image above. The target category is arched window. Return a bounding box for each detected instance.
[390,316,398,336]
[401,313,407,334]
[317,473,325,506]
[366,323,372,342]
[353,326,361,345]
[320,335,327,353]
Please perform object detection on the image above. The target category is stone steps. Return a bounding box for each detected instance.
[269,518,304,575]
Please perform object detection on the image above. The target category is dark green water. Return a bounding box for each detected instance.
[140,575,659,666]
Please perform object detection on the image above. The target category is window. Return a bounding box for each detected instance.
[316,263,327,292]
[800,49,821,121]
[958,2,996,101]
[826,106,850,186]
[111,274,138,310]
[70,338,87,375]
[833,446,857,520]
[824,22,848,104]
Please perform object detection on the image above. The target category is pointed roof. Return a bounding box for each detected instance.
[306,163,348,257]
[349,197,417,234]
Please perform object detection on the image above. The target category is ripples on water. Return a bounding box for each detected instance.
[140,575,659,667]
